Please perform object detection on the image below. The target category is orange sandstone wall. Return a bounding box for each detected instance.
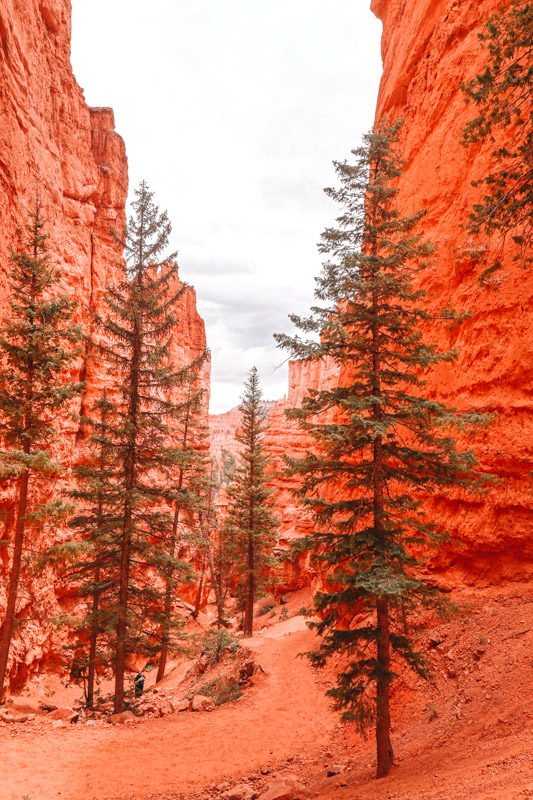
[265,0,533,587]
[0,0,209,690]
[371,0,533,582]
[264,359,339,593]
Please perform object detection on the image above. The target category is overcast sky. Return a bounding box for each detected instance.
[70,2,383,413]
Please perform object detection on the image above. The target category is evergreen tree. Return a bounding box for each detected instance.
[156,378,210,681]
[222,367,278,637]
[275,122,490,777]
[462,0,533,277]
[46,391,120,708]
[0,197,83,701]
[95,181,206,712]
[195,467,225,627]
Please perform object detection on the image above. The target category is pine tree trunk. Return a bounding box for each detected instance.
[114,294,141,713]
[244,532,254,637]
[0,468,29,702]
[86,566,100,709]
[193,562,205,618]
[204,528,223,618]
[157,403,190,682]
[114,508,131,713]
[216,534,225,629]
[375,596,393,778]
[156,500,180,683]
[370,226,393,777]
[244,421,255,638]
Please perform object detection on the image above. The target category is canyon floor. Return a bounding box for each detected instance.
[2,585,533,800]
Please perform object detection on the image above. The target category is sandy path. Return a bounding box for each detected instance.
[1,617,336,800]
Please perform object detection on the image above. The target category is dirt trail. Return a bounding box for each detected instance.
[0,616,336,800]
[4,587,533,800]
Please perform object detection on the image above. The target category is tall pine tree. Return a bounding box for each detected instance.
[275,122,490,777]
[95,181,206,712]
[156,377,210,682]
[462,0,533,277]
[222,367,278,637]
[0,196,83,701]
[44,391,121,708]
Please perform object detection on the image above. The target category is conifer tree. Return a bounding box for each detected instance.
[222,367,278,637]
[462,0,533,277]
[0,197,83,701]
[95,181,206,712]
[49,391,120,708]
[275,122,490,777]
[156,379,209,681]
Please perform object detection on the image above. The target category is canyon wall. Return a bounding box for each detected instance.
[0,0,209,691]
[264,0,533,587]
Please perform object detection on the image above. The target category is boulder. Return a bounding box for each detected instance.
[191,694,215,712]
[39,702,58,712]
[239,660,256,682]
[176,699,191,712]
[258,776,309,800]
[0,712,28,723]
[326,765,345,777]
[47,708,79,723]
[107,710,136,724]
[222,784,257,800]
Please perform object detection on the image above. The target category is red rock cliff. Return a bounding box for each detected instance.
[372,0,533,582]
[0,0,209,691]
[266,0,533,587]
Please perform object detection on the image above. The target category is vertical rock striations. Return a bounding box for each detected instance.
[371,0,533,581]
[265,0,532,586]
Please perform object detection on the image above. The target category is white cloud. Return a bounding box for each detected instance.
[71,0,383,413]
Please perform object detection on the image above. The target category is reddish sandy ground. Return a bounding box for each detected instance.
[2,585,533,800]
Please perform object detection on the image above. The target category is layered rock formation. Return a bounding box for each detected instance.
[0,0,209,690]
[264,0,533,586]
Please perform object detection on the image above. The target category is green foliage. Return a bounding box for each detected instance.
[222,367,279,636]
[212,447,236,489]
[199,628,239,665]
[0,196,83,478]
[462,0,533,277]
[276,121,492,774]
[65,181,208,711]
[257,602,275,617]
[0,195,83,698]
[188,675,242,706]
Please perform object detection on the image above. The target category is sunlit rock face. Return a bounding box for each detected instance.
[264,0,533,588]
[0,0,209,691]
[372,0,533,582]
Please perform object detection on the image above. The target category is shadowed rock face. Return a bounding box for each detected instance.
[0,0,209,691]
[264,0,533,587]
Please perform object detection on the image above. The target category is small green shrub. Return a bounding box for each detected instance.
[200,628,239,665]
[189,675,243,706]
[257,603,275,617]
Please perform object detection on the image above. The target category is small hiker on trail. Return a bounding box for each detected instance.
[134,669,146,698]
